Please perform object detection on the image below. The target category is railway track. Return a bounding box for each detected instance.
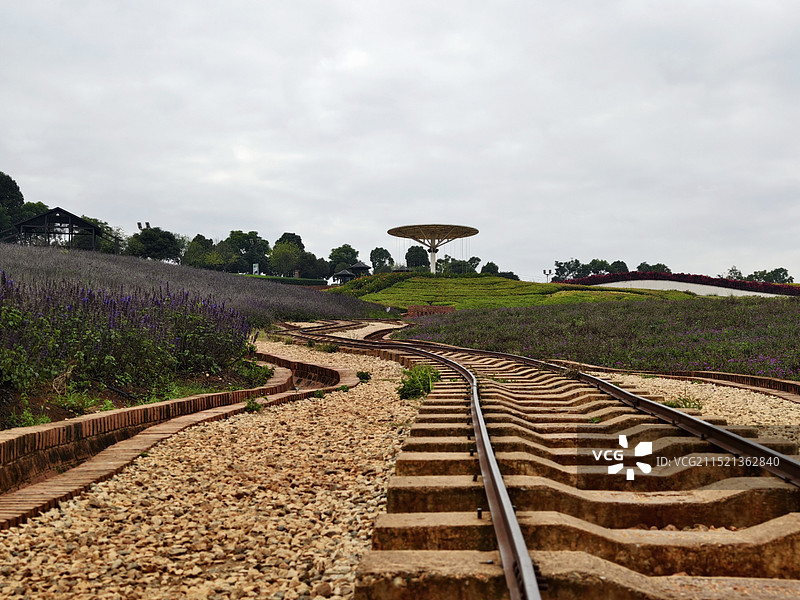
[280,320,800,600]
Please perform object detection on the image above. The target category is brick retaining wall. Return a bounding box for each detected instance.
[0,352,353,495]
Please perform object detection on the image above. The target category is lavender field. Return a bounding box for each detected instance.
[395,297,800,380]
[0,245,385,423]
[0,245,384,326]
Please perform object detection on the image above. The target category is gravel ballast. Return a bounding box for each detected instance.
[0,341,412,600]
[604,373,800,445]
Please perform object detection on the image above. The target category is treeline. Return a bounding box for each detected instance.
[553,257,793,284]
[1,171,517,280]
[552,258,669,281]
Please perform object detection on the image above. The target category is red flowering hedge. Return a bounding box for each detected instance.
[564,272,800,296]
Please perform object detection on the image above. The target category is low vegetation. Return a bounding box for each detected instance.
[0,244,387,428]
[331,273,694,310]
[394,296,800,381]
[0,244,392,327]
[397,365,441,399]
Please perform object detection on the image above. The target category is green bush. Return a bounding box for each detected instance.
[244,396,263,413]
[397,365,441,399]
[357,371,371,382]
[7,400,51,427]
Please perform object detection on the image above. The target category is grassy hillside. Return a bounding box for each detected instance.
[331,273,695,310]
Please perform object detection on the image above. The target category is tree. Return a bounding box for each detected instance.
[271,242,302,276]
[125,227,182,262]
[553,258,582,281]
[0,171,26,231]
[481,261,499,274]
[719,265,744,280]
[746,267,793,284]
[182,234,214,268]
[405,245,429,269]
[329,244,358,267]
[438,255,480,274]
[637,262,671,274]
[498,271,520,280]
[204,240,239,272]
[297,251,330,279]
[586,259,610,275]
[370,247,393,271]
[72,215,120,253]
[224,230,270,273]
[553,258,630,281]
[275,232,304,251]
[608,260,629,274]
[332,262,350,275]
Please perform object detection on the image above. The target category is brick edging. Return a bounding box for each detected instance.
[0,354,356,497]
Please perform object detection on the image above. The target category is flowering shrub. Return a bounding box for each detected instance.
[395,297,800,381]
[564,271,800,296]
[0,271,251,395]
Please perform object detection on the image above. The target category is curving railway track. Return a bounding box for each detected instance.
[280,320,800,600]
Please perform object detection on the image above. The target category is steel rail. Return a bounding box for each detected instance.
[278,324,543,600]
[389,338,800,489]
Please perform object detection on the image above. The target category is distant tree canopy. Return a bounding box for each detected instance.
[405,245,429,269]
[554,258,629,281]
[297,251,330,279]
[73,216,121,253]
[719,265,745,280]
[275,232,304,251]
[637,261,671,274]
[718,264,793,284]
[0,171,51,233]
[370,247,393,272]
[438,255,480,274]
[481,261,499,274]
[329,244,358,268]
[180,231,269,273]
[0,171,24,221]
[125,227,183,262]
[746,267,793,284]
[183,234,215,268]
[180,230,331,278]
[271,242,302,277]
[226,230,270,273]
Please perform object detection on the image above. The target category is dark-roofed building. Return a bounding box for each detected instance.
[332,269,355,284]
[0,206,119,252]
[349,261,371,278]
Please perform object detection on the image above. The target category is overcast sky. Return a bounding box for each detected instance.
[2,1,799,281]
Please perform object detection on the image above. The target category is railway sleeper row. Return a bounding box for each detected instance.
[355,349,800,600]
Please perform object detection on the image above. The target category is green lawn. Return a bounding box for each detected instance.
[354,276,694,310]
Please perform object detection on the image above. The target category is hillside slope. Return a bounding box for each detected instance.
[335,274,695,310]
[0,244,387,325]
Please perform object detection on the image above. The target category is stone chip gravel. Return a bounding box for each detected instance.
[604,372,800,446]
[0,339,413,600]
